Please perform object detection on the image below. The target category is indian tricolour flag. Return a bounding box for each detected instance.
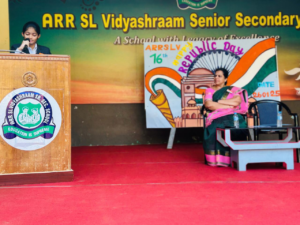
[227,38,277,96]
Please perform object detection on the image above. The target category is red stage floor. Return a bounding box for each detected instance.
[1,144,300,224]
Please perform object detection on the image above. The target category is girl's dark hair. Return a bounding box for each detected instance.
[215,68,229,85]
[22,21,41,35]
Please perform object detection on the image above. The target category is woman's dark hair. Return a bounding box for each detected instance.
[215,68,229,85]
[22,21,41,35]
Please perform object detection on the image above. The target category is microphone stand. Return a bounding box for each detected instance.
[0,49,26,54]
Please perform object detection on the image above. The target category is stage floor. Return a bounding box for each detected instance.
[1,144,300,224]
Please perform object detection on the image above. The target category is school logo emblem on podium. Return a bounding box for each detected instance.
[17,103,43,128]
[0,87,62,151]
[177,0,218,10]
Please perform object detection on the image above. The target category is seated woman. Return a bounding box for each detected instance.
[11,21,51,54]
[203,68,248,167]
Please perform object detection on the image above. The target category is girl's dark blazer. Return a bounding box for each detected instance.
[11,44,51,54]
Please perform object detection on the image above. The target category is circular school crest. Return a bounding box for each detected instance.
[22,71,38,87]
[0,87,62,151]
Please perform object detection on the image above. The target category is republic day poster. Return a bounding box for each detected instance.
[144,38,279,128]
[9,0,300,105]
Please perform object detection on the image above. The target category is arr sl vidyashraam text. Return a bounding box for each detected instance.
[42,12,300,33]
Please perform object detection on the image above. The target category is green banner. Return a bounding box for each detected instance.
[3,126,55,139]
[8,0,300,103]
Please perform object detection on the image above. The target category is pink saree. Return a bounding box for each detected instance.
[204,86,248,127]
[203,86,249,167]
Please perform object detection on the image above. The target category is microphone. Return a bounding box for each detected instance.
[23,38,30,53]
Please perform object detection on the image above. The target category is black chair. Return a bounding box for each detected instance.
[200,104,208,128]
[248,100,300,162]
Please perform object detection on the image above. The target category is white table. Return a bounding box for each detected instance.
[216,126,300,171]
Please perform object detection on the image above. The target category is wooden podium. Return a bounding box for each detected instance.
[0,54,73,186]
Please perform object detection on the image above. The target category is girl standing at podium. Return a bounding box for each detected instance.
[11,21,51,54]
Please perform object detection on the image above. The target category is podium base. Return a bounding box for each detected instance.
[0,170,74,186]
